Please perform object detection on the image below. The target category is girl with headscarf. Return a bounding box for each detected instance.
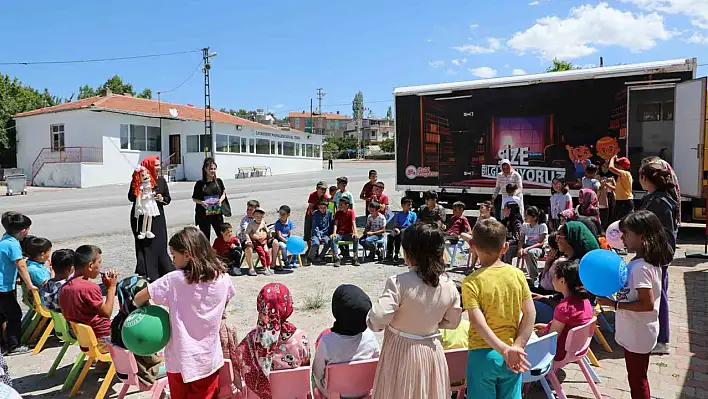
[577,188,600,218]
[492,159,524,216]
[237,283,310,399]
[128,156,174,281]
[312,285,380,398]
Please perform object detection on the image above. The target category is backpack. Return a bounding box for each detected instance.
[116,275,149,315]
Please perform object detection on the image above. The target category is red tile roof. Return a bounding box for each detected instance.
[288,111,350,120]
[14,95,280,130]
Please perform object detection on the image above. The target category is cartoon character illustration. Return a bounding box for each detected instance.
[565,144,593,179]
[596,136,620,160]
[131,166,160,239]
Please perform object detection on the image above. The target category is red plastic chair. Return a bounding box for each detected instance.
[107,344,169,399]
[444,348,468,397]
[314,358,378,399]
[546,317,602,399]
[245,366,312,399]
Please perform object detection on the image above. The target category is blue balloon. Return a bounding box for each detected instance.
[286,236,307,255]
[579,249,628,297]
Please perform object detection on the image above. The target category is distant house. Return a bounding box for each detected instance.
[14,94,322,188]
[288,111,351,137]
[344,117,395,145]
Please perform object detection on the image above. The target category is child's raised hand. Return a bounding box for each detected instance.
[102,270,119,288]
[503,345,530,373]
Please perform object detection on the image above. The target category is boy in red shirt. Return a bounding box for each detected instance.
[330,197,360,267]
[370,181,390,214]
[59,245,118,354]
[359,169,378,202]
[213,223,243,276]
[446,201,472,245]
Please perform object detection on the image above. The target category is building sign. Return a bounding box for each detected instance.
[481,164,565,188]
[255,131,302,140]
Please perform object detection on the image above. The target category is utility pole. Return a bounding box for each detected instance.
[309,98,314,135]
[202,47,217,158]
[317,88,326,135]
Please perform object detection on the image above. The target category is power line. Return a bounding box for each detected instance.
[157,59,203,96]
[0,49,202,66]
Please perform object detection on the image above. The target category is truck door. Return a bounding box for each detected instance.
[673,78,707,198]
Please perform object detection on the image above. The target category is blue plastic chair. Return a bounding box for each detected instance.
[522,332,558,399]
[445,240,465,267]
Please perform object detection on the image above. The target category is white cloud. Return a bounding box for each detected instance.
[445,68,458,76]
[470,23,479,29]
[529,1,540,5]
[425,38,433,43]
[507,3,673,60]
[469,67,498,78]
[429,60,445,68]
[512,69,528,76]
[454,37,503,54]
[685,32,708,44]
[451,58,468,66]
[621,0,708,29]
[273,104,284,109]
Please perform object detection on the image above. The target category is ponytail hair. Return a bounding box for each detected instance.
[525,206,547,225]
[554,259,590,299]
[640,162,676,192]
[402,223,446,287]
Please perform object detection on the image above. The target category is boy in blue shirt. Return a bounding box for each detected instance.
[0,212,35,355]
[273,205,297,268]
[385,197,417,265]
[309,201,333,264]
[23,236,53,292]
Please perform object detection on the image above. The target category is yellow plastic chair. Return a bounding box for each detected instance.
[593,306,613,353]
[69,322,115,399]
[30,289,54,354]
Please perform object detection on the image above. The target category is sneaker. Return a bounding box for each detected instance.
[228,267,242,277]
[393,256,400,266]
[652,342,670,355]
[353,258,361,266]
[5,345,30,356]
[377,249,383,262]
[248,269,258,277]
[290,262,300,269]
[333,257,341,267]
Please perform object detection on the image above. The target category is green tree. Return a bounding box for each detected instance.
[379,138,395,153]
[386,106,393,120]
[546,58,578,72]
[322,141,339,158]
[352,91,364,120]
[78,76,152,99]
[137,88,152,99]
[78,84,98,99]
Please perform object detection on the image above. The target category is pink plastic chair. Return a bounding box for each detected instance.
[218,360,246,399]
[546,317,601,399]
[444,348,468,396]
[107,344,169,399]
[245,366,312,399]
[314,358,379,399]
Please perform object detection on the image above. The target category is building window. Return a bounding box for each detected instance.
[120,124,161,151]
[216,134,230,152]
[283,141,295,156]
[186,135,206,153]
[294,118,300,129]
[295,143,301,156]
[306,144,313,157]
[270,141,276,155]
[313,145,321,158]
[50,124,65,152]
[249,139,255,154]
[278,141,283,155]
[256,139,270,155]
[230,136,240,153]
[241,138,247,153]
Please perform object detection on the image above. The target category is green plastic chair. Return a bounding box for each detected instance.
[20,284,43,344]
[47,311,86,391]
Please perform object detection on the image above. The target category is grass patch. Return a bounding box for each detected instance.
[302,284,327,311]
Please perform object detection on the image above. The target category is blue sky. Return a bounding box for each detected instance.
[2,0,707,118]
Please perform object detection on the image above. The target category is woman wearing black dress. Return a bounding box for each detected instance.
[129,156,175,281]
[192,157,227,240]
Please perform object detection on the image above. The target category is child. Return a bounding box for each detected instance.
[306,182,329,246]
[213,223,243,276]
[134,226,235,397]
[385,197,417,265]
[475,201,496,226]
[518,206,548,285]
[273,205,297,268]
[597,210,672,399]
[312,285,380,398]
[550,177,572,230]
[533,260,593,361]
[370,182,390,214]
[359,169,378,202]
[331,198,360,267]
[368,223,461,399]
[462,219,535,397]
[239,200,260,277]
[359,202,386,262]
[599,175,616,229]
[333,177,354,208]
[417,190,446,228]
[464,201,497,269]
[23,236,53,292]
[609,155,634,221]
[42,249,75,312]
[111,276,165,385]
[440,286,471,350]
[502,183,524,216]
[247,209,273,275]
[446,201,472,244]
[310,201,333,264]
[328,186,337,215]
[59,245,118,354]
[0,212,34,355]
[501,202,524,265]
[582,164,601,193]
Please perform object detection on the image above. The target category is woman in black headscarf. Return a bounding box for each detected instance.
[312,285,380,398]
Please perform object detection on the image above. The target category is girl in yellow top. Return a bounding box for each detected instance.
[609,155,634,220]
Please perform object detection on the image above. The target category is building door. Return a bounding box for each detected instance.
[168,134,182,164]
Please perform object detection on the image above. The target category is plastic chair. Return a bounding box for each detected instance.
[592,306,614,353]
[69,322,115,399]
[546,317,602,399]
[315,358,378,399]
[444,348,468,397]
[445,240,465,267]
[30,289,55,354]
[522,333,557,399]
[218,359,246,399]
[108,344,169,399]
[361,236,386,262]
[47,311,87,393]
[20,285,47,345]
[245,366,311,399]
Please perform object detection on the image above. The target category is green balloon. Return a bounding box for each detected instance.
[122,305,171,356]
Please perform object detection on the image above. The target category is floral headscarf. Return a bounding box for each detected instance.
[237,283,296,399]
[578,188,599,217]
[140,155,160,182]
[560,208,578,221]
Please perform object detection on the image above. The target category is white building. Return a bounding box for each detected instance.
[14,94,323,187]
[344,117,395,145]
